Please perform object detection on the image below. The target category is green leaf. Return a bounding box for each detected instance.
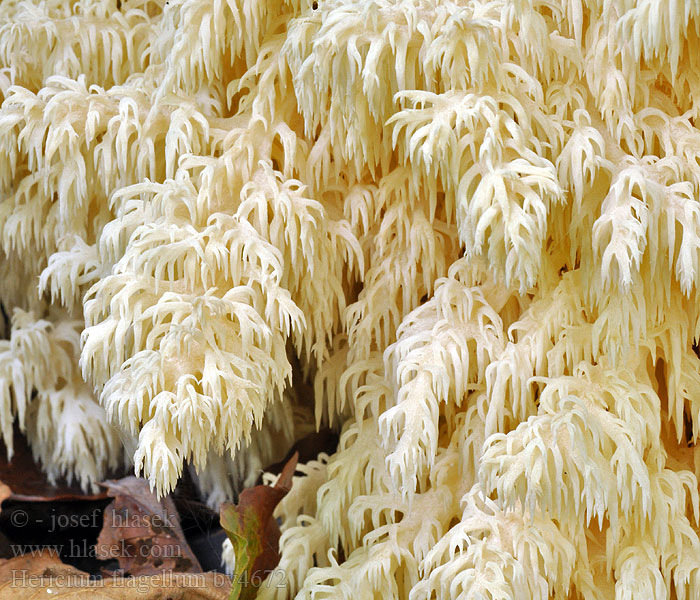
[220,452,298,600]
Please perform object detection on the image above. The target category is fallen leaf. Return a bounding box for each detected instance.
[0,481,11,557]
[0,432,112,564]
[0,549,231,599]
[0,432,109,502]
[0,484,10,511]
[0,547,73,578]
[220,452,298,600]
[95,477,201,576]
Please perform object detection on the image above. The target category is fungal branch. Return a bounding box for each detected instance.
[0,0,699,598]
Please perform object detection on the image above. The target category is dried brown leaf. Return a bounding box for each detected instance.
[95,477,201,576]
[0,549,230,599]
[0,433,108,502]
